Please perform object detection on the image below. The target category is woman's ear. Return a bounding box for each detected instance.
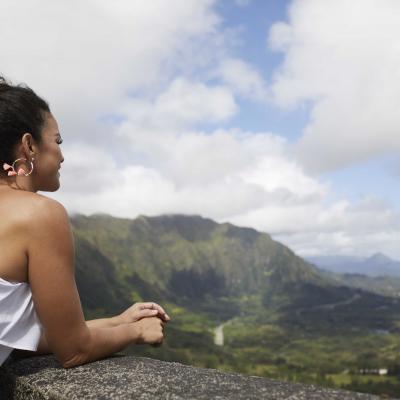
[21,133,37,158]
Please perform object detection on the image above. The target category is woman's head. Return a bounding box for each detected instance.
[0,76,64,192]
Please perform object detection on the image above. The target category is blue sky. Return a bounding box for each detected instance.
[1,0,400,258]
[218,0,287,75]
[219,0,400,210]
[218,0,309,140]
[223,1,400,207]
[324,156,400,207]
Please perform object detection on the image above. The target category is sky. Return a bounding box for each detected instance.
[1,0,400,258]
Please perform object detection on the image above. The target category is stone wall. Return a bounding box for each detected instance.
[0,355,389,399]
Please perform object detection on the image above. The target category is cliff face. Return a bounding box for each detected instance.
[0,355,383,400]
[71,213,322,303]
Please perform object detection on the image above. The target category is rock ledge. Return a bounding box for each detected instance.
[0,355,386,399]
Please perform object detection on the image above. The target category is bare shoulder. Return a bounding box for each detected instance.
[28,193,68,221]
[25,193,75,273]
[10,192,70,236]
[0,191,73,281]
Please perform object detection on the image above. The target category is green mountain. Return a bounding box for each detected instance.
[317,267,400,298]
[70,213,400,328]
[307,253,400,277]
[71,213,321,298]
[70,213,400,397]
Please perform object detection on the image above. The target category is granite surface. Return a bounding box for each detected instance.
[0,355,391,399]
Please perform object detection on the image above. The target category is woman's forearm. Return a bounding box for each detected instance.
[34,316,162,368]
[35,316,123,355]
[61,323,140,368]
[86,316,121,329]
[32,325,141,368]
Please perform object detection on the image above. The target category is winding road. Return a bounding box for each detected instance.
[295,293,361,316]
[214,294,362,345]
[214,323,225,346]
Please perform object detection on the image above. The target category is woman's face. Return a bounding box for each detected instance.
[33,113,64,192]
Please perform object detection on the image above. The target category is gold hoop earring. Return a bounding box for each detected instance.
[3,158,34,177]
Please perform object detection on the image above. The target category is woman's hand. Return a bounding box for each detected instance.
[118,302,171,325]
[130,317,165,345]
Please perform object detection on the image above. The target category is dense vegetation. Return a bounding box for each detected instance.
[71,213,400,397]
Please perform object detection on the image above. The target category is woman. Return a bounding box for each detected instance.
[0,76,170,368]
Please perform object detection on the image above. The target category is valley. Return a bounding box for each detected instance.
[71,213,400,398]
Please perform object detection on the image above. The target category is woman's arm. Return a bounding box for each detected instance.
[33,315,161,356]
[36,331,51,354]
[35,307,169,355]
[26,198,164,368]
[86,316,121,329]
[35,318,122,355]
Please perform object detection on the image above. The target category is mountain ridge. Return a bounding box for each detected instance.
[307,253,400,277]
[71,213,324,303]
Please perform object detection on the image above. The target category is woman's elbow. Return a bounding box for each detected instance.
[60,352,88,369]
[55,329,92,368]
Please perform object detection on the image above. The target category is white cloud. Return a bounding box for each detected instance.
[278,230,400,260]
[217,58,268,102]
[57,122,400,260]
[0,0,221,131]
[268,0,400,171]
[54,130,316,219]
[119,78,237,131]
[229,196,400,259]
[240,156,326,199]
[53,145,117,194]
[3,0,400,259]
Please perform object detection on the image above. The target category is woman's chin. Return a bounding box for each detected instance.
[52,179,61,192]
[39,179,61,192]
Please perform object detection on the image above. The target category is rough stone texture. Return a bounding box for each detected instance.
[0,355,392,400]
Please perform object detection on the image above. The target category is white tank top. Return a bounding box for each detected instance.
[0,277,43,366]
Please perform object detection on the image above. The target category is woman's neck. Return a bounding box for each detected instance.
[0,178,35,192]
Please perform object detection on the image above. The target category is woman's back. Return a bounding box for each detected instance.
[0,189,51,365]
[0,188,45,283]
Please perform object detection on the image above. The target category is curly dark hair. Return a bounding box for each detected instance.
[0,75,50,176]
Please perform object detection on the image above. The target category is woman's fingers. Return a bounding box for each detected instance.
[136,308,170,322]
[139,302,165,313]
[119,302,170,325]
[139,302,170,321]
[138,308,160,318]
